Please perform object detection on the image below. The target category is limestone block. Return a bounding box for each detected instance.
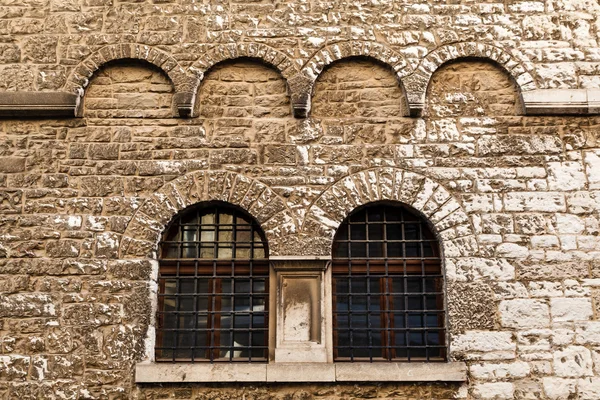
[553,346,593,377]
[499,299,550,328]
[542,377,577,400]
[584,150,600,189]
[472,382,514,399]
[575,321,600,345]
[550,298,593,322]
[578,377,600,400]
[452,331,516,353]
[469,361,530,380]
[547,162,586,191]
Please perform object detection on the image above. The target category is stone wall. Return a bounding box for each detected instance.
[3,1,600,399]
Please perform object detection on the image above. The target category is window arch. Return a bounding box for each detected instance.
[332,202,446,362]
[156,202,269,362]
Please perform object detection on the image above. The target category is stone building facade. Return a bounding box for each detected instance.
[3,1,600,399]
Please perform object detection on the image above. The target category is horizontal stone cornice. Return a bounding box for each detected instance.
[522,89,600,115]
[1,89,600,118]
[0,92,78,117]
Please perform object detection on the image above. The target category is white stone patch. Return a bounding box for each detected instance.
[452,331,515,353]
[495,242,529,258]
[555,214,585,234]
[542,377,577,400]
[547,162,586,191]
[554,346,593,377]
[469,361,530,380]
[575,322,600,345]
[472,382,514,399]
[584,150,600,189]
[578,377,600,400]
[499,299,549,329]
[551,298,593,322]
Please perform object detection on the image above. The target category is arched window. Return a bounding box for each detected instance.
[332,202,446,362]
[156,202,269,362]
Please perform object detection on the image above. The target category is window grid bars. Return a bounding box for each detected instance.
[332,204,447,362]
[156,205,269,363]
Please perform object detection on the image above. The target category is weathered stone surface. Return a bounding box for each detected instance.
[1,5,600,397]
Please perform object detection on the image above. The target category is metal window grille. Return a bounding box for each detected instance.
[332,203,446,362]
[156,202,269,362]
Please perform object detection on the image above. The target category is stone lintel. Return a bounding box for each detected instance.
[0,92,78,117]
[270,256,330,271]
[522,89,600,115]
[135,362,467,383]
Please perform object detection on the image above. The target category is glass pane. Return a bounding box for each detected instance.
[180,279,195,294]
[335,242,348,257]
[404,224,419,240]
[387,223,402,240]
[407,278,422,293]
[368,224,383,240]
[368,242,384,257]
[236,247,250,259]
[405,242,420,257]
[408,296,423,310]
[200,245,214,259]
[387,243,402,257]
[236,229,251,242]
[336,295,349,312]
[254,247,265,258]
[253,279,266,293]
[350,242,366,257]
[182,243,196,258]
[350,225,366,240]
[200,229,215,242]
[219,229,233,242]
[367,209,383,222]
[201,212,215,224]
[182,228,197,242]
[235,279,251,294]
[217,246,232,259]
[220,212,233,224]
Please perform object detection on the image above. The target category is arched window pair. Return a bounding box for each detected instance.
[155,201,446,362]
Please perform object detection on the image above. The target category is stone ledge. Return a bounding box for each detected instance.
[0,92,78,117]
[135,362,467,383]
[522,89,600,115]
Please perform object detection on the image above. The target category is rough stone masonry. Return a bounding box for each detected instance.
[3,0,600,399]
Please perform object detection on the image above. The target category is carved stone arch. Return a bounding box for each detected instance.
[189,43,300,81]
[403,41,538,116]
[119,170,298,259]
[293,41,414,118]
[302,167,480,259]
[65,43,200,117]
[187,43,300,118]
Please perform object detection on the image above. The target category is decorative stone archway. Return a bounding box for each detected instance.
[119,170,298,258]
[187,43,299,118]
[292,41,414,117]
[301,167,480,258]
[65,43,200,117]
[403,41,538,115]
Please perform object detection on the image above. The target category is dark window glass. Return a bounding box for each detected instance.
[156,203,269,362]
[332,203,446,362]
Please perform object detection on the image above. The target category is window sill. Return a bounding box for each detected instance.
[135,361,467,383]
